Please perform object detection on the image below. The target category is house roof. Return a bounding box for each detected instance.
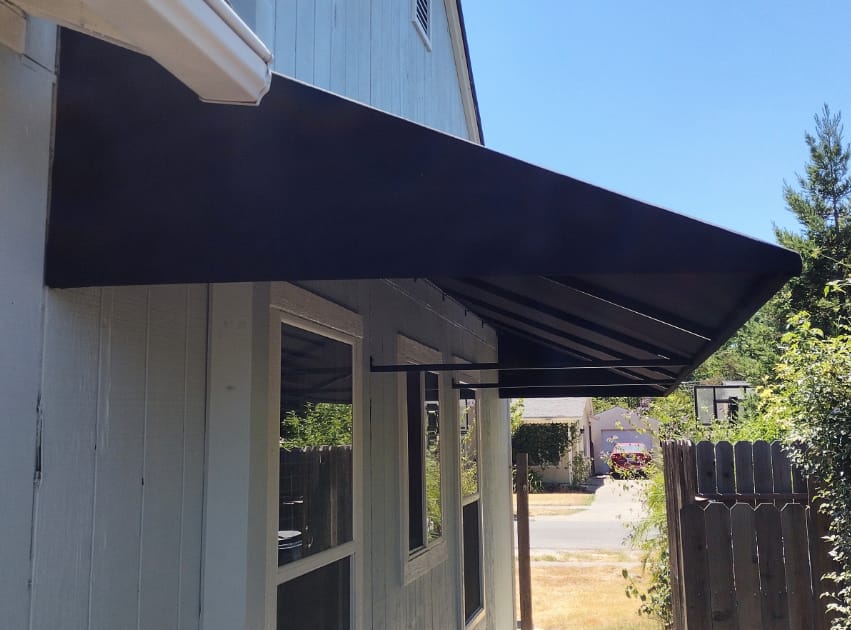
[523,398,589,421]
[45,30,801,398]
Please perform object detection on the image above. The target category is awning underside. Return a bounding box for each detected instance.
[47,30,801,397]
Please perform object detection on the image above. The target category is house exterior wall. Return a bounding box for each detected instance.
[28,286,209,630]
[235,0,472,138]
[1,2,507,629]
[0,19,55,629]
[522,398,592,486]
[295,279,513,630]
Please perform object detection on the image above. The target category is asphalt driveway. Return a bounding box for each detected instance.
[517,478,649,551]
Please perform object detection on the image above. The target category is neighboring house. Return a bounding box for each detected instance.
[591,406,660,475]
[520,397,592,486]
[0,2,800,630]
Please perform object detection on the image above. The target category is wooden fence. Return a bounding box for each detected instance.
[663,440,838,630]
[279,445,353,555]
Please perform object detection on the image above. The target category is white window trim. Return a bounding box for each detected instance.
[455,362,486,627]
[411,0,432,51]
[398,334,448,584]
[266,282,364,629]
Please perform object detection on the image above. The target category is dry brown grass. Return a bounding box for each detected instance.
[516,562,661,630]
[512,491,595,517]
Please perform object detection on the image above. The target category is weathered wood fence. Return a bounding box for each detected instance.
[663,440,837,630]
[279,445,353,553]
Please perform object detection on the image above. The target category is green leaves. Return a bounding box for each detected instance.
[763,313,851,628]
[280,402,353,448]
[511,423,577,468]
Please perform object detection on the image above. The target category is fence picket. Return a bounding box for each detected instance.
[734,441,754,495]
[663,442,686,630]
[681,503,712,630]
[696,441,717,496]
[753,441,773,496]
[731,504,762,630]
[704,503,737,629]
[781,504,815,630]
[715,441,735,496]
[755,504,791,630]
[772,441,793,506]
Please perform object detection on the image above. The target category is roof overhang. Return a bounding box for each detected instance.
[10,0,271,104]
[46,30,801,397]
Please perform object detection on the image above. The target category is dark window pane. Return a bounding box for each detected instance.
[463,500,483,621]
[277,556,350,630]
[424,371,441,542]
[460,391,478,498]
[279,324,353,565]
[407,372,424,551]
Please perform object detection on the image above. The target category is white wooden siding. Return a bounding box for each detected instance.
[0,28,55,630]
[267,0,469,138]
[30,286,208,630]
[294,279,513,630]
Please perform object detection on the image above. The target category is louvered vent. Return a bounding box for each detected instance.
[415,0,430,39]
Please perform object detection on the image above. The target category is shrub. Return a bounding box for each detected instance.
[762,313,851,626]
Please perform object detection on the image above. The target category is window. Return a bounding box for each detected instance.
[270,284,362,630]
[407,370,442,552]
[398,335,447,580]
[412,0,431,48]
[459,386,484,623]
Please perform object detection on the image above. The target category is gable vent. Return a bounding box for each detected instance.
[415,0,430,40]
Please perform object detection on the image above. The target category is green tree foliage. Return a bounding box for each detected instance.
[592,396,641,412]
[509,398,525,434]
[762,313,851,626]
[511,423,578,467]
[280,402,353,448]
[776,105,851,335]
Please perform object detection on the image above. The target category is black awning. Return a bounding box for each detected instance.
[46,30,801,397]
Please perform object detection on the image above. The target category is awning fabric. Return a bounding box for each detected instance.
[46,30,801,397]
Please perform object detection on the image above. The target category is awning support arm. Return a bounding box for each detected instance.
[369,356,686,373]
[452,380,676,390]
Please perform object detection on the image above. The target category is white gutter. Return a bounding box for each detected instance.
[11,0,273,105]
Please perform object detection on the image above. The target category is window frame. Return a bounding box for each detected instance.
[397,335,447,583]
[266,283,364,630]
[456,366,486,628]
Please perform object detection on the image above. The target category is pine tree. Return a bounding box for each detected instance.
[775,105,851,335]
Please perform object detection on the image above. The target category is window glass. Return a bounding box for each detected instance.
[462,501,483,621]
[459,387,478,499]
[276,556,350,630]
[407,372,425,551]
[424,371,441,542]
[279,323,353,565]
[407,370,442,551]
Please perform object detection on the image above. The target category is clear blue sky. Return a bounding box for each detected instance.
[461,1,851,243]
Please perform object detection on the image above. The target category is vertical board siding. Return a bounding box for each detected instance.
[179,286,208,630]
[271,0,469,137]
[89,287,147,630]
[0,40,55,630]
[31,289,102,630]
[32,286,207,630]
[139,285,191,630]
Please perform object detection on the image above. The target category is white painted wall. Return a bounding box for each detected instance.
[295,279,513,630]
[29,286,208,630]
[253,0,472,139]
[0,19,55,630]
